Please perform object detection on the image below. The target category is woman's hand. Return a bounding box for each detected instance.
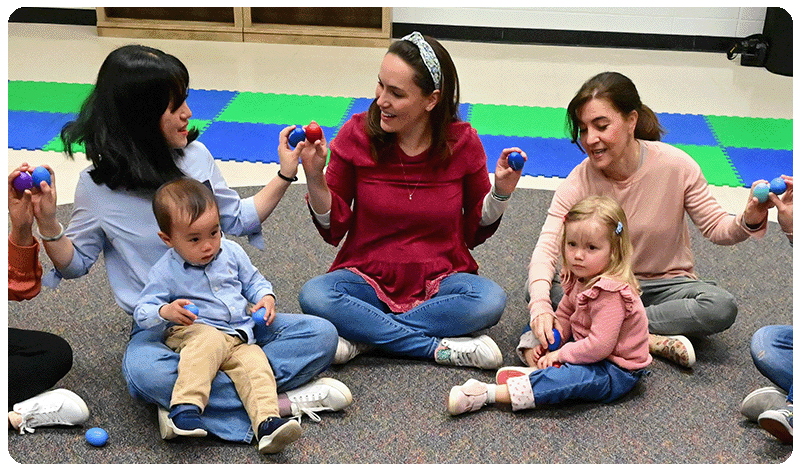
[30,165,60,238]
[531,311,562,350]
[768,175,793,235]
[297,121,329,179]
[743,179,772,228]
[8,164,35,246]
[493,147,526,196]
[277,125,303,180]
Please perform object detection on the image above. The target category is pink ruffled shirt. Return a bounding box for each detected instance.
[553,277,652,371]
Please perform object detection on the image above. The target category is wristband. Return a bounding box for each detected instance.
[491,186,511,202]
[277,170,298,182]
[37,221,65,242]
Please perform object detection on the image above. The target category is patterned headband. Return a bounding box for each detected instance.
[401,31,442,90]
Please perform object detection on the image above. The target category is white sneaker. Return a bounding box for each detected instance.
[333,336,374,365]
[13,388,90,434]
[435,335,503,369]
[285,378,353,422]
[741,386,788,422]
[156,405,178,440]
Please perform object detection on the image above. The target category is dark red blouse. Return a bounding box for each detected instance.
[308,112,501,312]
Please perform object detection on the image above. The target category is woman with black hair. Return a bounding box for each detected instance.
[297,33,525,369]
[37,45,350,444]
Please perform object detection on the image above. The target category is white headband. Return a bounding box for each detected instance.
[401,31,442,90]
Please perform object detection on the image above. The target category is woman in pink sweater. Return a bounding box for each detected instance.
[297,32,525,369]
[527,72,769,368]
[448,196,651,415]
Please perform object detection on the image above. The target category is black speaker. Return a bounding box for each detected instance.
[762,7,792,76]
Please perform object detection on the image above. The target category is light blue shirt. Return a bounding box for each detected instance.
[133,239,273,343]
[44,141,264,316]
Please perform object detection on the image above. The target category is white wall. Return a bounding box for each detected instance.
[392,7,767,38]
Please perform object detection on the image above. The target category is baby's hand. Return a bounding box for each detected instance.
[159,299,197,326]
[252,295,276,325]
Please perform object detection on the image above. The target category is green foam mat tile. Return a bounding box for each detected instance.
[216,92,353,127]
[673,144,742,187]
[8,81,93,114]
[469,103,568,138]
[706,115,792,150]
[42,136,84,154]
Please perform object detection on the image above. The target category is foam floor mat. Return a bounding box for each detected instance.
[8,80,793,187]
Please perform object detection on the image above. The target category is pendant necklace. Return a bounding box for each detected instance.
[398,155,422,200]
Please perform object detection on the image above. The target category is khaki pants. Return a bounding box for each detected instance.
[166,323,278,432]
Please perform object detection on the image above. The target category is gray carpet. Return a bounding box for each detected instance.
[7,185,793,463]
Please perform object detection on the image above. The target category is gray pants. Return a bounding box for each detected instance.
[546,275,737,337]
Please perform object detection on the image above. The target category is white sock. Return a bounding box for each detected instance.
[486,383,497,404]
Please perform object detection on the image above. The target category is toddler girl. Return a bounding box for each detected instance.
[448,195,651,414]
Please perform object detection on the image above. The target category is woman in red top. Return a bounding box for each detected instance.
[296,32,524,369]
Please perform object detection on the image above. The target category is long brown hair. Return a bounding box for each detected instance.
[366,34,460,164]
[565,72,663,153]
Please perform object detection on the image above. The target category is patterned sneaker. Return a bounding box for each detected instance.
[758,405,793,444]
[649,334,695,368]
[333,336,374,365]
[258,417,302,454]
[435,335,503,370]
[286,378,353,422]
[447,379,491,415]
[496,366,540,384]
[741,386,788,422]
[12,388,90,434]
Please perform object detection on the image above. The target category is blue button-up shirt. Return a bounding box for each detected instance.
[133,238,273,343]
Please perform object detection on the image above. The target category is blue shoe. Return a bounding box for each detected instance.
[168,404,207,438]
[257,417,302,454]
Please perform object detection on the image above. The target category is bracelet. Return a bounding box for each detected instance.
[491,186,511,202]
[277,170,298,182]
[37,221,65,242]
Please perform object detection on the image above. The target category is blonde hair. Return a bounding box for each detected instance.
[561,195,640,293]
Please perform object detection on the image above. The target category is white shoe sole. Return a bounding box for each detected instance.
[258,420,302,454]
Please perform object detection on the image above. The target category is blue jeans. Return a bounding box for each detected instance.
[529,360,645,406]
[750,325,793,403]
[298,270,506,358]
[122,313,338,443]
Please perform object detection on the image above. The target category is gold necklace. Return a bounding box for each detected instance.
[398,155,422,200]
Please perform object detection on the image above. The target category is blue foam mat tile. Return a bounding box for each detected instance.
[459,103,472,121]
[198,121,339,164]
[347,97,374,119]
[724,147,793,187]
[658,112,718,146]
[480,135,586,178]
[187,89,238,121]
[8,111,74,150]
[198,121,282,163]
